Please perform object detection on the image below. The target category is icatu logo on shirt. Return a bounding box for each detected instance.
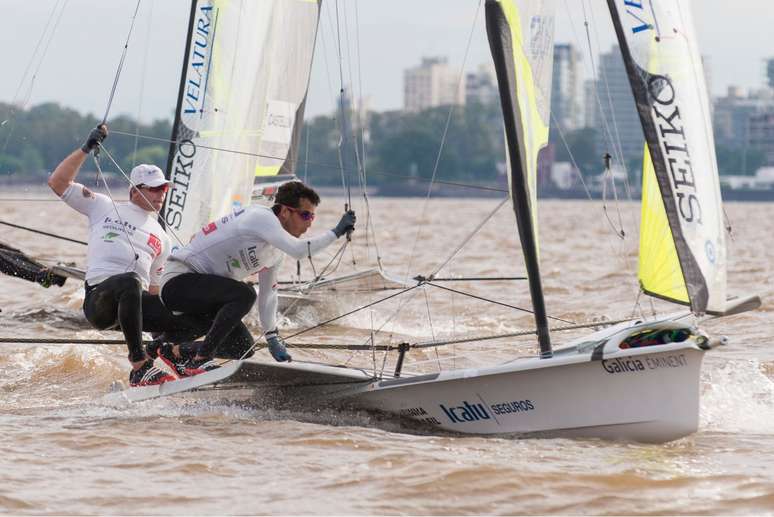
[102,231,119,242]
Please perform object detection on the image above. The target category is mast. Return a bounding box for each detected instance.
[485,0,555,358]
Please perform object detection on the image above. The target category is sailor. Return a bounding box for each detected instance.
[156,180,356,376]
[48,125,207,387]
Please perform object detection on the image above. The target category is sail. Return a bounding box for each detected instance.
[485,0,556,356]
[607,0,725,314]
[163,0,321,243]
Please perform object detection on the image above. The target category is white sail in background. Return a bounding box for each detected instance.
[163,0,321,244]
[607,0,726,314]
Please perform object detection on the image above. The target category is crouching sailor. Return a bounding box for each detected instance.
[48,125,205,387]
[157,181,356,376]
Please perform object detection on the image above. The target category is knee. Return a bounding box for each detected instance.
[116,272,142,294]
[235,283,257,312]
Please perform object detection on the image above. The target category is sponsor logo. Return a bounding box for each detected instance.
[147,233,162,257]
[183,4,214,116]
[81,187,94,198]
[202,222,217,235]
[398,407,441,426]
[165,138,196,230]
[601,354,687,374]
[705,240,716,263]
[620,0,654,35]
[490,400,535,415]
[439,401,491,424]
[226,256,241,273]
[102,231,119,242]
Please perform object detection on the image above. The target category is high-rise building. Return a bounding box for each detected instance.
[591,45,644,168]
[766,57,774,89]
[713,86,774,150]
[749,111,774,166]
[551,44,582,131]
[582,78,597,128]
[465,63,498,106]
[403,57,465,112]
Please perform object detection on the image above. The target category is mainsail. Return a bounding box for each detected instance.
[485,0,556,356]
[163,0,321,243]
[607,0,726,314]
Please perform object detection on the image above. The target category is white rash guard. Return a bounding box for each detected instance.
[61,183,169,289]
[167,205,337,331]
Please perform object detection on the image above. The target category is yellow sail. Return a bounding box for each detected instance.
[638,145,689,304]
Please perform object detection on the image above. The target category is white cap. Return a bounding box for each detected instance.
[129,164,172,187]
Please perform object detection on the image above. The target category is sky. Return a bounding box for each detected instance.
[1,0,771,124]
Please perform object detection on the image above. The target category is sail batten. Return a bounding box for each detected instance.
[607,0,726,314]
[162,0,321,243]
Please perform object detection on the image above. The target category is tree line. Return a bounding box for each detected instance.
[0,101,762,188]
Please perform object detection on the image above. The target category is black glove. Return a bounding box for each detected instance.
[332,210,356,238]
[81,124,108,154]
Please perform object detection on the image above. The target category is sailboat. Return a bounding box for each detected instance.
[162,0,406,311]
[131,0,758,443]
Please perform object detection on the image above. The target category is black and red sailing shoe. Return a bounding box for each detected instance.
[129,359,176,387]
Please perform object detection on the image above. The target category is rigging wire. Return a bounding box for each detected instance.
[131,0,155,169]
[106,129,508,195]
[430,197,509,279]
[404,0,484,283]
[1,0,69,156]
[101,0,143,125]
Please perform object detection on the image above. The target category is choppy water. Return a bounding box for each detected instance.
[1,189,773,515]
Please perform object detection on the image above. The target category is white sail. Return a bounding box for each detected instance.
[485,0,556,354]
[163,0,321,244]
[607,0,726,314]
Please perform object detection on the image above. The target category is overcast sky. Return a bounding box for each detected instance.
[2,0,771,123]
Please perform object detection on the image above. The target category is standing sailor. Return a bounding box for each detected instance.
[48,125,201,386]
[158,181,356,376]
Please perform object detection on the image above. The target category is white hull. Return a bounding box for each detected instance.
[210,319,713,443]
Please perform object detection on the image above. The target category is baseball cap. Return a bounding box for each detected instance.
[129,164,172,188]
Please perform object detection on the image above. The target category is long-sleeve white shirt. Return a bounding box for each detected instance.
[168,205,336,331]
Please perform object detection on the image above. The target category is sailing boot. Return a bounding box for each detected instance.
[129,359,176,387]
[180,356,221,377]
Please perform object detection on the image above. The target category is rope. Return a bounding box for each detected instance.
[430,197,509,278]
[425,282,575,325]
[0,316,639,349]
[0,220,86,246]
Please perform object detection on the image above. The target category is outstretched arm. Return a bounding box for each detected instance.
[256,266,279,333]
[48,125,107,197]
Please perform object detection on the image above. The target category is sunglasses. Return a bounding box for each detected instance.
[283,205,315,221]
[138,184,170,193]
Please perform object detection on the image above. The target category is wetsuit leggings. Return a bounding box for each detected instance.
[161,273,255,359]
[84,272,211,362]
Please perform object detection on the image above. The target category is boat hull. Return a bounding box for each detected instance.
[213,337,706,443]
[343,346,704,442]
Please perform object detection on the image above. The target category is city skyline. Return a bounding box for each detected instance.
[1,1,771,122]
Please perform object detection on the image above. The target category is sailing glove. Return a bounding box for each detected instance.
[266,330,292,362]
[81,124,108,154]
[332,210,356,238]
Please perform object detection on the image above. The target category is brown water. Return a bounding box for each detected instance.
[1,189,773,515]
